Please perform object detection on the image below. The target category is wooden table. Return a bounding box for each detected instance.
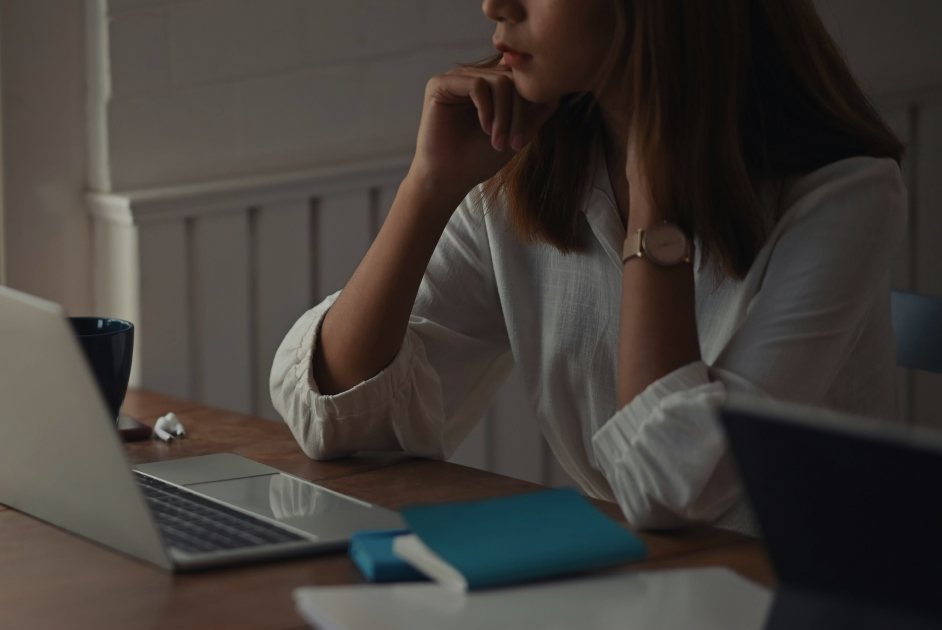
[0,390,774,630]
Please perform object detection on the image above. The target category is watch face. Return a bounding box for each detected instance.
[643,223,688,265]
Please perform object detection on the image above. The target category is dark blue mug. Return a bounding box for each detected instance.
[68,317,134,425]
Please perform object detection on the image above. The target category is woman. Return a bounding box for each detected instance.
[271,0,904,533]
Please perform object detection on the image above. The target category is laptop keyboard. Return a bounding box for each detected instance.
[135,472,305,554]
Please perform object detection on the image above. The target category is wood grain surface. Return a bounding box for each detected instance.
[0,389,775,630]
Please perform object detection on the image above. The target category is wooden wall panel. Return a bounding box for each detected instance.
[915,105,942,295]
[254,199,315,421]
[138,220,191,399]
[375,184,398,237]
[877,103,915,422]
[317,192,372,300]
[192,211,253,414]
[93,217,142,386]
[879,104,914,291]
[913,104,942,429]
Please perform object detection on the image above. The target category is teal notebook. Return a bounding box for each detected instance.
[348,529,427,583]
[396,488,647,591]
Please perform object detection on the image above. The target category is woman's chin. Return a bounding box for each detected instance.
[512,78,561,107]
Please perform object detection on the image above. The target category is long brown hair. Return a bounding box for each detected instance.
[479,0,903,279]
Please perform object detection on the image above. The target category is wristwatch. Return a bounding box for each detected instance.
[622,221,693,266]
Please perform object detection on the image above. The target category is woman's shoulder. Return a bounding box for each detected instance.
[776,155,905,231]
[431,185,504,271]
[447,184,516,240]
[782,155,904,210]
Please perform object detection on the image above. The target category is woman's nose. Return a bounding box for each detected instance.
[482,0,525,23]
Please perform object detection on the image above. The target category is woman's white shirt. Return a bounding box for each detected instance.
[270,155,905,534]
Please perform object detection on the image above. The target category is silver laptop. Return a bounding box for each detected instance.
[0,285,404,571]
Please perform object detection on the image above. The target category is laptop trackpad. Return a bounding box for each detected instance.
[133,453,280,486]
[185,473,406,542]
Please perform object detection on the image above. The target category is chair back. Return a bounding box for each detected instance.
[891,290,942,374]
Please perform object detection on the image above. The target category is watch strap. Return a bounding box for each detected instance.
[621,230,644,263]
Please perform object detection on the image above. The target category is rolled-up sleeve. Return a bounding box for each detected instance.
[592,157,906,531]
[593,362,765,529]
[270,190,512,461]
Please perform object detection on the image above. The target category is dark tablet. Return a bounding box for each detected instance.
[721,397,942,630]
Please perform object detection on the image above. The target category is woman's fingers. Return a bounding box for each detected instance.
[453,68,527,151]
[434,67,558,153]
[466,77,494,137]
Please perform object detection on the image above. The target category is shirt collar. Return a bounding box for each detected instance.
[583,147,627,270]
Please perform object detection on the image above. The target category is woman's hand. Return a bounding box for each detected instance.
[407,65,559,210]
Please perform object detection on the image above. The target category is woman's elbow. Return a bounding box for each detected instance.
[284,413,354,461]
[619,492,701,531]
[612,464,741,530]
[298,437,352,461]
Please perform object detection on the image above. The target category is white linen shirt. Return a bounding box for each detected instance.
[270,155,905,534]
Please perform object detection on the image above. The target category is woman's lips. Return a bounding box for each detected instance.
[495,43,532,67]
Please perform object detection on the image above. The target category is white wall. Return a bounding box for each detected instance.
[3,0,940,316]
[94,0,494,192]
[0,0,491,312]
[1,0,92,315]
[815,0,942,95]
[0,7,4,287]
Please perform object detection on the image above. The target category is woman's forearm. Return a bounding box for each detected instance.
[311,63,558,396]
[311,176,462,395]
[616,255,701,407]
[616,188,701,408]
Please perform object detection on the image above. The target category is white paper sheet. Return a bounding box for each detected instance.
[293,567,772,630]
